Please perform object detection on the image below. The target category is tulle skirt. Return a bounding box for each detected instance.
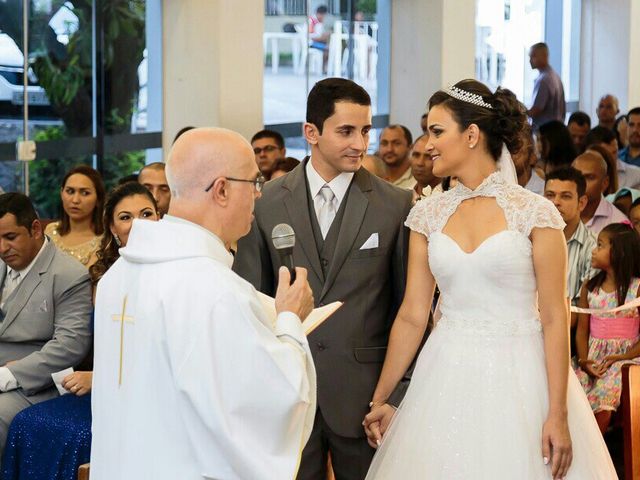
[365,322,618,479]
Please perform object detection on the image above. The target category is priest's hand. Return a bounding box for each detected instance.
[276,266,314,320]
[62,371,93,396]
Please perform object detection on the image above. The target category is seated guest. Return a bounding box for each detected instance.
[0,193,92,466]
[614,115,628,149]
[361,153,385,178]
[567,111,591,153]
[270,157,300,180]
[573,151,628,234]
[619,107,640,166]
[544,167,596,355]
[45,165,105,267]
[379,124,416,190]
[138,162,171,217]
[251,129,286,180]
[630,197,640,235]
[409,133,440,201]
[513,123,545,194]
[605,187,640,217]
[1,184,158,480]
[420,113,428,133]
[574,223,640,435]
[585,143,619,195]
[595,94,619,131]
[585,126,640,189]
[538,120,577,171]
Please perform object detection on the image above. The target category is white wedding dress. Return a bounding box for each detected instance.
[365,172,618,479]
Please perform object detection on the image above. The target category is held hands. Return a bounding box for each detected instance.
[62,371,93,396]
[275,267,314,321]
[541,414,572,480]
[363,403,396,449]
[579,359,606,378]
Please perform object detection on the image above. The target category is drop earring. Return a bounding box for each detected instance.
[114,234,121,247]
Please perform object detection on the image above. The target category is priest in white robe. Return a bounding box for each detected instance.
[90,128,317,480]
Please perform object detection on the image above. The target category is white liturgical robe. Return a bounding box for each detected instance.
[90,216,316,480]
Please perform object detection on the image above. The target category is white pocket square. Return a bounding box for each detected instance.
[360,233,379,250]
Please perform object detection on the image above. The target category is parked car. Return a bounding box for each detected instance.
[0,32,50,110]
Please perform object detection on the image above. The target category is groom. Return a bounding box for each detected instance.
[234,78,413,479]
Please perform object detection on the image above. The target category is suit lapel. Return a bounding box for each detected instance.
[282,159,324,282]
[0,242,54,335]
[320,168,371,301]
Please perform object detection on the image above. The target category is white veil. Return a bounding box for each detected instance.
[497,143,518,185]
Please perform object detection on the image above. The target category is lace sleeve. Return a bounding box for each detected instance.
[405,198,431,238]
[525,195,566,236]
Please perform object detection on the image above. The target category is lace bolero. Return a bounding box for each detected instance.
[405,172,565,239]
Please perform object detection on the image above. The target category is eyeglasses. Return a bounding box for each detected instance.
[253,145,279,155]
[204,175,266,193]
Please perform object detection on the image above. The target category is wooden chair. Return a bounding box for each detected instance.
[77,463,90,480]
[622,364,640,480]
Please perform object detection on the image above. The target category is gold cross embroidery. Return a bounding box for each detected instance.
[111,295,134,386]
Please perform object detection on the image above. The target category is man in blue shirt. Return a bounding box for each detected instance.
[527,42,566,129]
[619,107,640,166]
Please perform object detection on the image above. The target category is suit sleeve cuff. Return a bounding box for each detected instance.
[274,311,306,345]
[0,367,19,392]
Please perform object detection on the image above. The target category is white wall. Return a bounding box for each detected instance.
[580,0,640,116]
[162,0,263,155]
[389,0,475,138]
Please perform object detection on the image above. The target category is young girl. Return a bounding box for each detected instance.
[575,222,640,434]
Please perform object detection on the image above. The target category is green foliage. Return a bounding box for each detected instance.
[356,0,377,15]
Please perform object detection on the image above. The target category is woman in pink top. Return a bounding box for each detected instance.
[575,222,640,434]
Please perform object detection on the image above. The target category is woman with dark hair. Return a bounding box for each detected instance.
[1,183,158,480]
[538,120,577,172]
[45,165,105,267]
[363,80,616,479]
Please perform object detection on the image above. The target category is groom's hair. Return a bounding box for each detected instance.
[544,167,587,198]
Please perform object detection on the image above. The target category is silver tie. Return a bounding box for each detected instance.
[317,185,337,239]
[1,270,20,310]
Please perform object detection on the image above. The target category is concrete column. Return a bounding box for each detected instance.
[162,0,263,156]
[389,0,475,138]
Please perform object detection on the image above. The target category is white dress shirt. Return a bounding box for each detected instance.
[306,158,354,222]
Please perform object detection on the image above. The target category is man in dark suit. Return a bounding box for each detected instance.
[234,78,413,480]
[0,193,92,462]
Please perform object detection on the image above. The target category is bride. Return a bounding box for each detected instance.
[363,80,617,479]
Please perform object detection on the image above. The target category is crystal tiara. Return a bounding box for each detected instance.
[445,85,494,109]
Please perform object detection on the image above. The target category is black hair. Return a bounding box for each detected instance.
[173,126,196,144]
[89,182,157,284]
[0,193,39,233]
[530,42,549,54]
[567,111,591,128]
[384,124,413,145]
[544,167,587,198]
[585,126,616,146]
[628,107,640,118]
[587,223,640,306]
[538,120,577,168]
[251,129,285,149]
[428,79,527,162]
[316,5,328,14]
[306,78,371,134]
[272,156,300,174]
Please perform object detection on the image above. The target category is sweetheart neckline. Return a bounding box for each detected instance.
[433,230,516,255]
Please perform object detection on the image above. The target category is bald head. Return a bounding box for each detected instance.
[573,151,609,203]
[166,128,254,199]
[596,94,620,128]
[574,151,607,175]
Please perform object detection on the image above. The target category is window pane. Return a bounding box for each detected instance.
[475,0,545,105]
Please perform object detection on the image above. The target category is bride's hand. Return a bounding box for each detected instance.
[541,414,572,480]
[363,404,396,448]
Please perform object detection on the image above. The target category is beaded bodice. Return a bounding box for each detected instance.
[46,222,100,266]
[406,172,565,335]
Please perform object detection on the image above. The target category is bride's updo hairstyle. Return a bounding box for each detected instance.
[428,79,527,162]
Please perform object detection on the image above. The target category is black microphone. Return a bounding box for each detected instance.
[272,223,296,284]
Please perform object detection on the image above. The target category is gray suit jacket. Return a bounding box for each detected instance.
[234,160,413,438]
[0,240,93,396]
